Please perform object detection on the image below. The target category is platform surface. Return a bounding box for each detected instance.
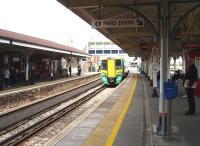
[41,71,200,146]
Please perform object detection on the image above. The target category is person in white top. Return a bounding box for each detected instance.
[4,67,10,87]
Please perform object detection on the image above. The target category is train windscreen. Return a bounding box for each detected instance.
[116,59,121,67]
[101,60,107,70]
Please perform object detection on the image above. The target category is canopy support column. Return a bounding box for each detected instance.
[158,0,169,136]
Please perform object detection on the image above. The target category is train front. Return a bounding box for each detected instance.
[100,58,124,86]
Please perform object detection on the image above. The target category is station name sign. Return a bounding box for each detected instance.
[92,18,144,28]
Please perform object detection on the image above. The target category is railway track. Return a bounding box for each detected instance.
[0,85,105,146]
[0,79,105,145]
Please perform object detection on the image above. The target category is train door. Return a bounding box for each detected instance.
[101,60,107,75]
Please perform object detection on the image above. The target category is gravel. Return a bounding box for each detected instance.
[21,87,115,146]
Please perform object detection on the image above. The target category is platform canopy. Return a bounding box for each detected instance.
[0,29,90,58]
[58,0,200,57]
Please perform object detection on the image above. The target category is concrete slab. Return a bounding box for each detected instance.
[77,118,101,128]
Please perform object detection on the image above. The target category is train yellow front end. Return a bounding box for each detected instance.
[101,57,126,86]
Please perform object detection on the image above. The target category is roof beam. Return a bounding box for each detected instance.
[57,0,161,10]
[111,32,155,38]
[181,31,200,36]
[58,0,137,9]
[123,46,140,50]
[126,51,141,54]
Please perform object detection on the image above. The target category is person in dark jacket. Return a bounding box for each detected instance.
[0,72,3,91]
[184,62,198,115]
[0,67,5,90]
[29,65,35,85]
[77,65,81,76]
[69,65,72,77]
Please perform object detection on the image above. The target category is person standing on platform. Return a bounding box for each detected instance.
[10,66,16,85]
[29,65,35,85]
[69,65,72,77]
[184,60,198,115]
[15,67,20,82]
[0,66,5,90]
[4,66,10,87]
[0,71,3,90]
[77,65,81,76]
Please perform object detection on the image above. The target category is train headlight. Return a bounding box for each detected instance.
[116,66,122,70]
[101,72,107,76]
[117,71,122,75]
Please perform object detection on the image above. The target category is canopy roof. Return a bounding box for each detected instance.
[0,29,89,57]
[58,0,200,57]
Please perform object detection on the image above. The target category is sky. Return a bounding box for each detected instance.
[0,0,109,50]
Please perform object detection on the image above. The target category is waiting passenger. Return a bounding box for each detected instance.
[0,72,4,91]
[57,63,62,77]
[184,61,198,115]
[172,69,184,81]
[77,65,81,76]
[0,67,5,89]
[10,66,16,85]
[4,67,10,87]
[29,65,35,85]
[69,65,72,77]
[15,67,20,81]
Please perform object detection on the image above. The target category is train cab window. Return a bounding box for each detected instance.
[116,59,121,67]
[101,60,107,70]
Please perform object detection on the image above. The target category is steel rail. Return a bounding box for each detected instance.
[0,78,101,135]
[0,85,106,146]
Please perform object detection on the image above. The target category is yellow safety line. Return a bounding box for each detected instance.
[83,74,137,146]
[105,75,137,146]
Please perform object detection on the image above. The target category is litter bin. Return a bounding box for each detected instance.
[164,82,177,100]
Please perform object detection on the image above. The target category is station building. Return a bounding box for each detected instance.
[87,41,126,57]
[87,41,134,71]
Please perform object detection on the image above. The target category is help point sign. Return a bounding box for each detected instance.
[92,18,144,28]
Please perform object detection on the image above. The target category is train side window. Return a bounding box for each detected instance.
[101,60,107,69]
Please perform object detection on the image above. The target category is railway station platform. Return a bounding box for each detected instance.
[0,72,100,115]
[0,72,97,94]
[47,69,200,146]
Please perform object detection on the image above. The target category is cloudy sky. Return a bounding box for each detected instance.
[0,0,109,50]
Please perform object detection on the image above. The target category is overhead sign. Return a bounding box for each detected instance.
[92,18,144,28]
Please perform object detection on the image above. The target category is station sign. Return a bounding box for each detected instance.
[92,18,144,28]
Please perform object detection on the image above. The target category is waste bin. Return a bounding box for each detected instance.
[164,82,177,100]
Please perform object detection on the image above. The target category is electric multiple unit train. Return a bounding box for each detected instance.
[100,57,128,86]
